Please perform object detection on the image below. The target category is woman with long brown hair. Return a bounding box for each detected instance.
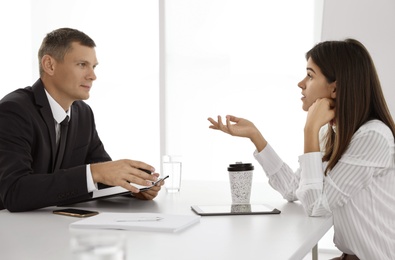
[208,39,395,260]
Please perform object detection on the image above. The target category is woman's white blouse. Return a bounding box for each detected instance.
[254,120,395,260]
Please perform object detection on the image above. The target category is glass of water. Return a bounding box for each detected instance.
[162,155,182,193]
[70,233,125,260]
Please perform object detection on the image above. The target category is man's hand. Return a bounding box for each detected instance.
[90,159,158,194]
[133,180,164,200]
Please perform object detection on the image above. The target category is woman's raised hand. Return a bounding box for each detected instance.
[207,115,257,138]
[207,115,268,152]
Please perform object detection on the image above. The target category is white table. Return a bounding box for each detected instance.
[0,180,332,260]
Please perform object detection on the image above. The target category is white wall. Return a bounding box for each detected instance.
[321,0,395,117]
[0,1,32,86]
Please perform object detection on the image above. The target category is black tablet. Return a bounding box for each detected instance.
[191,204,281,216]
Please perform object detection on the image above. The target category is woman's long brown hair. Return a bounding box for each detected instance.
[306,39,395,175]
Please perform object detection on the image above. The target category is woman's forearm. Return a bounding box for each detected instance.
[304,125,320,153]
[250,131,268,153]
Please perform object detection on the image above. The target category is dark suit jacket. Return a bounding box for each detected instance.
[0,79,111,212]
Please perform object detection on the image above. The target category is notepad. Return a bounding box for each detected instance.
[69,212,201,233]
[92,176,169,199]
[91,186,130,199]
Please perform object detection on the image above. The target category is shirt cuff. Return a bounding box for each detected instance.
[253,143,283,176]
[86,164,98,192]
[298,152,324,184]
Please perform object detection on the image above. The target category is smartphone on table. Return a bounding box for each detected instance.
[53,208,99,218]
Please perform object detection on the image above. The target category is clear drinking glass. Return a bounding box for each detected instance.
[70,233,126,260]
[162,155,182,193]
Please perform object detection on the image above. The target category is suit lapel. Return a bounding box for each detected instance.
[31,79,57,170]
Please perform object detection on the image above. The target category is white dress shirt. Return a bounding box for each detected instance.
[45,90,97,193]
[254,119,395,260]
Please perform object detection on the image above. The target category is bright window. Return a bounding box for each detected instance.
[163,0,316,181]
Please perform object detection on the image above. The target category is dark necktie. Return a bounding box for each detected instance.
[55,116,69,170]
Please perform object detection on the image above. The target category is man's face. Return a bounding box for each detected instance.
[51,42,98,108]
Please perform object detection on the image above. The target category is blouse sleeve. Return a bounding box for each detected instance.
[254,144,301,202]
[296,122,394,216]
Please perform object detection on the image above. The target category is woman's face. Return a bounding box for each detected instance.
[298,57,336,111]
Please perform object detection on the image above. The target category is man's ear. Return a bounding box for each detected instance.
[329,81,336,99]
[41,55,56,76]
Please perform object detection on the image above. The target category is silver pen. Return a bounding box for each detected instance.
[116,217,163,222]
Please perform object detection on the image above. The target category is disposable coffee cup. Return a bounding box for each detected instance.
[228,162,254,204]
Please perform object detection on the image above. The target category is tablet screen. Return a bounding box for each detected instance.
[191,204,281,216]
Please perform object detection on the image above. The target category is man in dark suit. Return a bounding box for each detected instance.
[0,28,162,212]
